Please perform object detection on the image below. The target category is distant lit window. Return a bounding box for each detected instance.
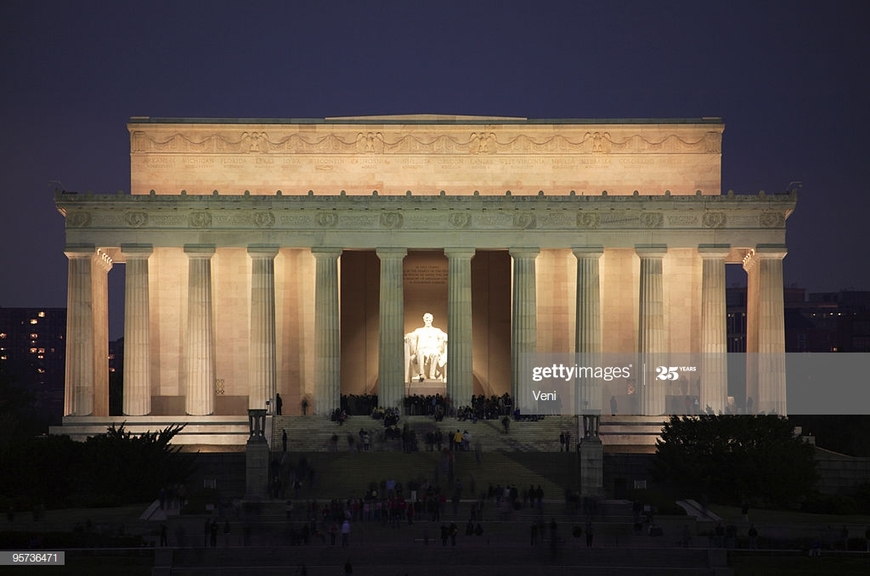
[30,319,38,325]
[38,311,45,318]
[37,355,44,360]
[29,347,37,353]
[30,333,38,339]
[0,333,6,339]
[38,348,45,354]
[0,355,6,361]
[109,367,116,373]
[37,368,45,373]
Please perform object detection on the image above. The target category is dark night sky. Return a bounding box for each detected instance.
[2,1,869,339]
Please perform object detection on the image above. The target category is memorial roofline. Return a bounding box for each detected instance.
[129,115,724,126]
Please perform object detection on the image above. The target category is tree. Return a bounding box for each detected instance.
[653,415,817,508]
[77,423,197,505]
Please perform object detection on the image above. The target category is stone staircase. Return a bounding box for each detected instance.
[271,414,582,453]
[268,451,571,502]
[270,414,669,454]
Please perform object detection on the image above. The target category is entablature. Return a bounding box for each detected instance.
[56,190,795,254]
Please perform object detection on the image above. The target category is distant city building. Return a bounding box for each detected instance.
[0,307,66,423]
[727,287,870,353]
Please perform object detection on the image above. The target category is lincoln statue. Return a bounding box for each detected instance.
[405,313,448,382]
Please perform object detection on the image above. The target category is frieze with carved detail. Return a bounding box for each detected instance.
[760,212,785,228]
[577,212,601,229]
[315,212,338,228]
[125,212,148,227]
[380,212,404,229]
[188,211,212,228]
[640,212,664,229]
[131,129,723,156]
[67,212,92,228]
[448,213,471,228]
[253,212,276,228]
[702,212,726,228]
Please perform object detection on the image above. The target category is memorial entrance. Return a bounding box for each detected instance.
[53,115,795,445]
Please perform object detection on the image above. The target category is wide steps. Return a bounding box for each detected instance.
[271,415,582,453]
[269,451,570,501]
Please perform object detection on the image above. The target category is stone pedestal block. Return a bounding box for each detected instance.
[580,437,604,497]
[245,439,270,500]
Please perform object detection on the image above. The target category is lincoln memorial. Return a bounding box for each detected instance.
[53,115,795,444]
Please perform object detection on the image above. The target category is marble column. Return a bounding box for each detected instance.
[184,245,216,416]
[121,244,153,416]
[636,246,667,416]
[313,248,342,416]
[248,246,279,411]
[574,247,603,434]
[510,248,539,413]
[699,245,730,414]
[64,247,96,416]
[446,248,475,409]
[92,250,112,417]
[376,248,407,412]
[743,246,787,415]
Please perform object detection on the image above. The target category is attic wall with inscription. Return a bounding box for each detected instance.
[129,120,723,196]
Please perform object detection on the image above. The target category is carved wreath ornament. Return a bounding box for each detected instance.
[576,213,600,229]
[253,212,276,228]
[702,212,726,228]
[513,212,536,229]
[380,212,404,229]
[315,212,338,228]
[448,213,471,228]
[640,212,664,229]
[189,211,212,228]
[125,212,148,228]
[67,212,91,228]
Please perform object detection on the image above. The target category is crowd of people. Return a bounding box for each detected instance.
[336,393,519,421]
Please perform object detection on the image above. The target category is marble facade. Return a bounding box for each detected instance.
[54,115,795,442]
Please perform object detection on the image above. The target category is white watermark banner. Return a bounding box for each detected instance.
[517,353,870,416]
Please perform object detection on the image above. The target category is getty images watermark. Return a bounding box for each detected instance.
[519,352,870,416]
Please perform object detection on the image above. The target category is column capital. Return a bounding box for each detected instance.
[120,243,154,256]
[509,247,540,259]
[184,244,216,257]
[375,247,407,259]
[247,245,280,258]
[753,244,788,259]
[64,244,96,259]
[311,247,343,259]
[635,245,668,258]
[572,246,604,259]
[743,245,788,272]
[444,248,476,260]
[698,244,731,259]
